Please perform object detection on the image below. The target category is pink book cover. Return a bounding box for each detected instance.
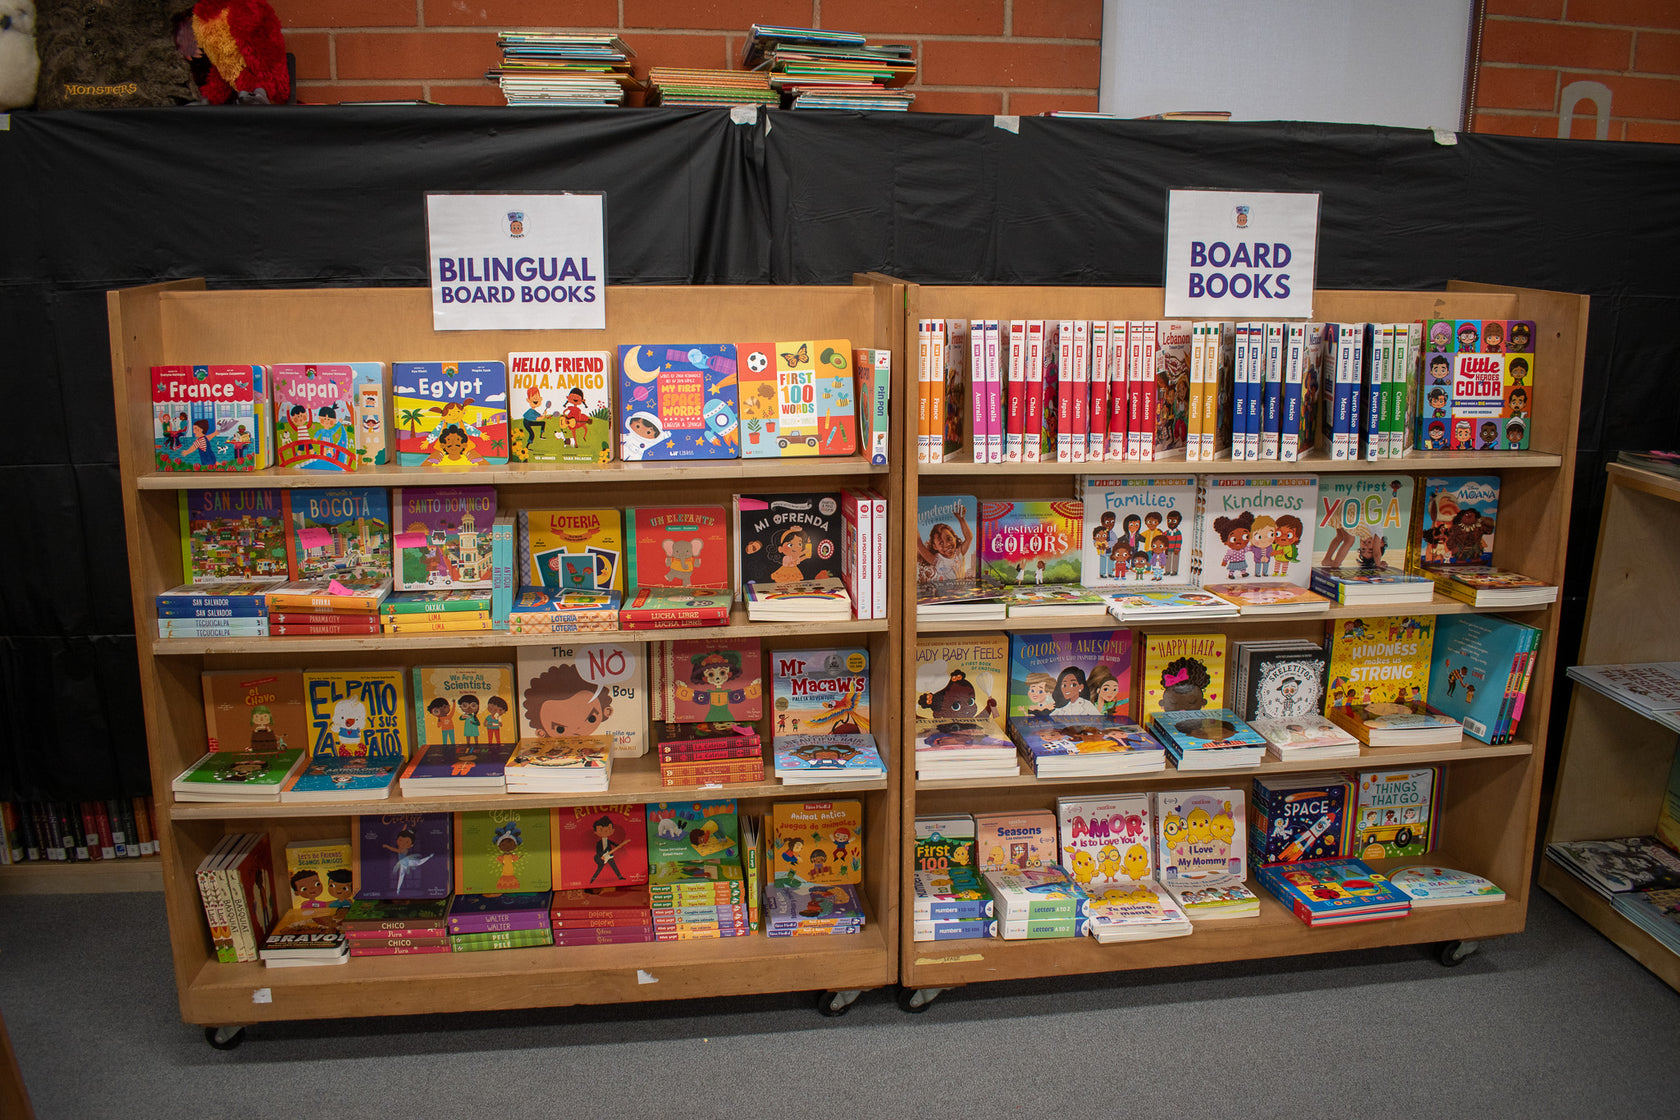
[1128,321,1150,461]
[1006,321,1026,462]
[984,322,1004,464]
[1070,319,1089,465]
[1023,321,1046,465]
[1056,321,1076,463]
[1088,321,1110,463]
[969,318,987,463]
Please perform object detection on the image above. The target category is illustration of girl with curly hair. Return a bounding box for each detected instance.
[1158,656,1212,712]
[1213,512,1254,579]
[492,821,524,890]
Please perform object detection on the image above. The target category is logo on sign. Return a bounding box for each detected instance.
[507,211,526,238]
[1234,205,1250,228]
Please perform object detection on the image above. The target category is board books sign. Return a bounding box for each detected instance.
[425,193,606,331]
[1164,189,1319,320]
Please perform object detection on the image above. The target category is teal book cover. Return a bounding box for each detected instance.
[1427,614,1535,744]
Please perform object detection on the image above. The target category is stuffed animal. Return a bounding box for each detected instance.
[0,0,38,109]
[178,0,288,104]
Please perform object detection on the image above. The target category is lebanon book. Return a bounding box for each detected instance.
[151,364,263,472]
[737,338,858,457]
[351,813,452,899]
[392,486,497,591]
[1006,629,1134,722]
[626,505,729,591]
[617,343,741,461]
[179,489,288,582]
[270,364,359,471]
[390,360,509,467]
[284,487,393,582]
[733,492,842,588]
[516,642,647,756]
[1256,857,1412,926]
[507,350,614,464]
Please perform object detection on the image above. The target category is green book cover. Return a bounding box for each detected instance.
[172,748,304,794]
[449,928,555,951]
[453,809,554,894]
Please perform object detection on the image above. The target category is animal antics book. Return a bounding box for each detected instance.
[270,364,359,471]
[552,804,649,890]
[392,486,497,591]
[733,492,842,587]
[453,808,553,894]
[626,505,728,591]
[411,664,516,749]
[507,350,613,464]
[1325,615,1435,711]
[1197,475,1318,587]
[1057,793,1154,888]
[521,508,624,592]
[202,669,308,753]
[516,643,647,756]
[653,638,764,723]
[1353,766,1439,860]
[1135,632,1227,720]
[151,364,262,472]
[1312,474,1414,570]
[915,634,1008,727]
[769,799,864,886]
[179,489,288,582]
[1415,476,1499,567]
[284,487,392,582]
[1080,476,1197,587]
[352,813,452,899]
[617,343,741,461]
[302,668,411,765]
[738,338,858,457]
[391,360,509,467]
[1007,630,1134,721]
[769,647,871,736]
[979,500,1083,586]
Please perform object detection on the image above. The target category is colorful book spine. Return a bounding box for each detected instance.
[1186,321,1208,463]
[970,318,987,463]
[1023,320,1045,465]
[982,321,1003,464]
[1070,319,1089,465]
[1006,320,1026,463]
[1280,323,1305,463]
[1259,322,1284,460]
[1133,321,1157,461]
[491,514,514,629]
[917,320,932,464]
[1364,323,1384,461]
[1088,320,1111,463]
[1107,321,1130,461]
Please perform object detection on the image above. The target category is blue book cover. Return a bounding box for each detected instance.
[1250,775,1355,865]
[1257,857,1411,920]
[1280,323,1305,459]
[914,918,997,940]
[282,756,400,800]
[1007,630,1134,721]
[1149,708,1267,757]
[1428,613,1536,744]
[617,343,741,461]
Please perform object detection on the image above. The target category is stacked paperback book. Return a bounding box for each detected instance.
[1565,662,1680,733]
[1059,793,1191,942]
[645,67,777,108]
[742,24,916,111]
[488,33,642,106]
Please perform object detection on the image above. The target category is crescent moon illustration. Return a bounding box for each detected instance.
[624,345,662,385]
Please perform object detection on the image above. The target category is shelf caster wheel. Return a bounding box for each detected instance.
[896,986,945,1013]
[204,1026,245,1050]
[1438,939,1481,967]
[816,989,862,1017]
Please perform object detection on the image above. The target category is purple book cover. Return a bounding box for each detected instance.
[403,741,514,782]
[392,485,497,591]
[352,813,453,899]
[447,892,554,933]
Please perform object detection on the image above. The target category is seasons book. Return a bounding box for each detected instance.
[270,364,360,471]
[391,360,509,467]
[507,350,614,464]
[1080,476,1197,588]
[351,813,452,899]
[733,492,842,588]
[516,643,648,756]
[392,487,496,591]
[737,338,858,457]
[626,505,729,591]
[179,489,288,582]
[1006,630,1134,721]
[979,500,1082,586]
[617,343,741,461]
[770,646,871,735]
[284,487,392,582]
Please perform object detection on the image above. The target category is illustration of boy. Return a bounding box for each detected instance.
[522,663,614,739]
[483,696,507,744]
[427,696,456,745]
[522,386,548,447]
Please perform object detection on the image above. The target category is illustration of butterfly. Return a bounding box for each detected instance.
[780,342,809,366]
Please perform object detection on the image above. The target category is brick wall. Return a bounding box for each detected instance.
[1473,0,1680,142]
[274,0,1104,113]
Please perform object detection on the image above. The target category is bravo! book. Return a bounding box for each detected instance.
[626,505,728,591]
[507,350,613,464]
[391,360,509,467]
[352,813,452,899]
[270,364,359,471]
[151,364,262,472]
[284,487,392,582]
[516,643,647,757]
[392,486,496,591]
[738,338,858,457]
[1080,476,1196,587]
[770,647,871,736]
[552,804,649,890]
[453,808,553,894]
[179,489,288,583]
[979,500,1083,586]
[1007,630,1134,721]
[617,343,740,461]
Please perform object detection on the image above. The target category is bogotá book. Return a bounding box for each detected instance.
[1353,766,1440,860]
[453,808,554,894]
[626,505,729,591]
[507,350,614,464]
[179,489,288,583]
[521,507,624,592]
[1080,476,1197,588]
[915,634,1007,727]
[768,799,864,886]
[651,638,764,723]
[202,668,309,754]
[515,643,647,756]
[151,364,262,472]
[1196,475,1317,587]
[1135,631,1227,720]
[733,492,842,588]
[1006,629,1134,721]
[302,668,411,764]
[391,360,509,467]
[769,646,871,736]
[737,338,858,457]
[979,499,1082,586]
[392,486,497,591]
[411,664,516,749]
[552,804,650,890]
[646,800,740,864]
[617,343,741,461]
[1312,474,1414,570]
[351,813,453,899]
[1414,475,1499,567]
[270,364,360,471]
[284,487,392,582]
[1056,792,1154,889]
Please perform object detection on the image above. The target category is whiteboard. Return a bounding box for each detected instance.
[1099,0,1473,131]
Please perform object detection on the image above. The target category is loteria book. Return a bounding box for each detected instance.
[302,668,411,766]
[617,343,741,461]
[352,813,452,899]
[1353,766,1440,860]
[1429,614,1540,743]
[770,646,871,735]
[1007,630,1133,721]
[652,638,763,723]
[916,494,979,590]
[151,364,262,472]
[391,360,509,467]
[646,800,740,864]
[737,338,858,457]
[915,634,1007,727]
[1256,858,1411,925]
[626,505,728,591]
[270,364,360,471]
[1414,475,1499,568]
[733,492,841,588]
[1198,475,1318,587]
[1057,792,1155,888]
[552,804,649,890]
[1324,615,1435,711]
[1081,476,1197,588]
[1250,775,1355,866]
[453,808,554,895]
[283,838,354,909]
[516,643,647,756]
[284,487,392,582]
[974,809,1058,872]
[1312,474,1414,571]
[202,669,308,753]
[1156,788,1247,889]
[521,507,623,593]
[179,489,288,582]
[507,350,614,464]
[979,500,1083,586]
[1135,631,1227,720]
[411,664,516,749]
[392,486,496,591]
[769,799,863,886]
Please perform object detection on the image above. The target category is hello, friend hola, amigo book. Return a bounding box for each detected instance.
[507,350,613,464]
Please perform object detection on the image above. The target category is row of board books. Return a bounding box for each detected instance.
[0,797,158,865]
[198,796,868,963]
[1565,662,1680,733]
[915,316,1538,468]
[149,344,891,474]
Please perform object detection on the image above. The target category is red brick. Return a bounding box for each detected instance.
[335,31,500,80]
[1008,91,1100,116]
[1624,118,1680,141]
[1011,0,1102,40]
[424,0,619,29]
[1484,0,1565,16]
[1561,69,1680,117]
[920,39,1100,88]
[285,30,332,80]
[821,0,1004,37]
[1568,0,1680,31]
[1634,30,1680,74]
[295,82,427,105]
[1481,19,1632,68]
[908,88,1004,114]
[1474,63,1558,110]
[622,0,812,33]
[428,83,509,105]
[1469,111,1554,137]
[621,33,735,77]
[272,0,417,29]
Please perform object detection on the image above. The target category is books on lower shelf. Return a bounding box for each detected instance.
[1545,836,1680,901]
[1326,700,1463,747]
[173,748,307,802]
[771,734,886,784]
[260,908,350,966]
[1010,715,1166,778]
[1248,714,1361,760]
[1156,788,1258,920]
[1257,858,1412,926]
[1610,887,1680,954]
[1387,866,1506,907]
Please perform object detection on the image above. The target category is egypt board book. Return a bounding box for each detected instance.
[737,338,858,458]
[390,361,509,468]
[352,813,452,899]
[771,646,871,736]
[454,808,553,894]
[151,364,262,472]
[179,489,287,583]
[626,506,728,591]
[411,665,516,748]
[617,343,741,461]
[203,669,308,754]
[270,364,360,471]
[1080,476,1196,588]
[392,487,496,591]
[516,642,647,756]
[507,350,614,464]
[522,508,624,593]
[979,500,1082,586]
[285,487,392,582]
[1007,630,1134,721]
[734,492,842,587]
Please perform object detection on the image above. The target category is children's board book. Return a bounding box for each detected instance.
[349,363,388,467]
[400,741,513,794]
[1312,474,1414,570]
[179,489,288,583]
[1428,614,1539,743]
[915,634,1007,727]
[1353,766,1440,860]
[1547,836,1680,898]
[507,350,614,464]
[626,505,728,591]
[1198,475,1317,586]
[974,809,1058,872]
[737,338,858,458]
[1414,475,1499,568]
[770,646,871,736]
[453,808,554,894]
[646,800,740,864]
[652,638,764,723]
[1011,716,1166,777]
[1203,583,1333,615]
[352,813,452,899]
[203,669,308,754]
[1007,630,1134,721]
[552,804,650,890]
[516,643,647,756]
[1150,709,1268,769]
[392,486,496,591]
[411,664,516,748]
[772,734,886,783]
[284,487,392,582]
[1256,858,1411,925]
[979,500,1083,586]
[916,494,979,589]
[521,508,624,592]
[617,343,741,461]
[733,492,842,587]
[853,346,893,467]
[151,364,261,472]
[302,668,411,766]
[172,747,306,801]
[1325,615,1435,711]
[1234,641,1329,721]
[1080,476,1197,588]
[1156,788,1246,885]
[1056,793,1154,888]
[1136,632,1227,720]
[1250,775,1355,866]
[391,360,509,467]
[270,364,360,471]
[284,838,354,909]
[769,799,864,886]
[1248,713,1360,757]
[1386,866,1505,906]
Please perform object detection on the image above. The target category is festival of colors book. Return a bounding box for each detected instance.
[979,500,1082,586]
[737,338,858,457]
[617,343,741,461]
[515,643,647,756]
[179,489,288,583]
[392,486,497,591]
[507,350,614,464]
[391,360,509,467]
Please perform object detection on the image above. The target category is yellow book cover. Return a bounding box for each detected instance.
[283,838,354,909]
[1136,632,1228,720]
[411,664,516,748]
[1324,615,1436,711]
[769,799,864,887]
[522,508,624,592]
[302,667,412,765]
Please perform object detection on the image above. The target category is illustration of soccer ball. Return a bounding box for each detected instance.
[745,350,769,373]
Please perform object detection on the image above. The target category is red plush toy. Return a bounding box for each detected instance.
[176,0,288,104]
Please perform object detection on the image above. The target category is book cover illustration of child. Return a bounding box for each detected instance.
[1325,615,1436,710]
[516,643,647,757]
[915,635,1007,728]
[1008,630,1134,720]
[735,493,841,587]
[454,809,553,894]
[392,360,510,468]
[1197,476,1317,587]
[507,350,614,464]
[671,642,764,723]
[554,804,649,890]
[392,486,496,591]
[1416,476,1499,567]
[151,364,261,472]
[271,364,358,471]
[1081,477,1195,587]
[618,343,740,461]
[413,664,514,748]
[180,489,288,582]
[738,338,858,458]
[770,799,864,886]
[1156,789,1244,884]
[286,487,392,582]
[1313,475,1412,570]
[202,669,309,753]
[353,813,452,899]
[1138,632,1227,719]
[916,494,977,587]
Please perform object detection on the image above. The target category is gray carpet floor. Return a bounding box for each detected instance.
[1,886,1676,1120]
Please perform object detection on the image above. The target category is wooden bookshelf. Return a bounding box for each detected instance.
[899,282,1588,996]
[0,857,163,895]
[110,278,906,1027]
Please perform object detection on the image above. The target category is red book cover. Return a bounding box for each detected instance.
[552,804,649,891]
[626,506,729,591]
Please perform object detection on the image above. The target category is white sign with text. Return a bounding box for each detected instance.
[1164,189,1319,319]
[426,193,606,331]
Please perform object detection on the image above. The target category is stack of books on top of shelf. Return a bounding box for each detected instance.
[173,746,307,803]
[1566,662,1680,732]
[764,881,866,936]
[383,588,497,636]
[742,578,852,622]
[1422,565,1559,608]
[1105,589,1240,623]
[772,734,885,784]
[741,24,916,111]
[448,893,555,952]
[157,579,279,639]
[657,722,765,787]
[911,814,996,943]
[549,887,657,946]
[399,740,513,796]
[982,864,1090,940]
[266,577,391,637]
[1010,715,1166,778]
[488,32,642,106]
[915,633,1015,779]
[341,898,451,958]
[1149,708,1268,770]
[502,735,613,794]
[645,67,778,108]
[506,586,620,634]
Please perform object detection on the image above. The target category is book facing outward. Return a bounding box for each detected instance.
[1257,858,1411,926]
[1544,836,1680,900]
[1149,708,1267,770]
[173,748,307,802]
[1387,866,1505,907]
[1155,788,1258,920]
[503,736,613,794]
[1203,582,1334,616]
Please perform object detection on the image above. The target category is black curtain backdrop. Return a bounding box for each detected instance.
[3,106,1676,800]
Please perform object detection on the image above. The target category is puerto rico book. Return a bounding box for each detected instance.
[521,507,624,592]
[1080,476,1196,587]
[352,812,452,899]
[453,808,554,894]
[202,668,308,754]
[516,642,647,756]
[151,364,262,472]
[271,364,359,471]
[392,486,496,591]
[626,505,729,591]
[1197,475,1317,586]
[508,350,614,464]
[979,499,1083,586]
[1312,474,1414,570]
[391,360,509,467]
[284,487,392,582]
[733,492,842,587]
[769,646,871,736]
[179,489,288,582]
[1007,630,1134,721]
[411,664,516,748]
[552,804,649,890]
[617,343,740,461]
[738,338,858,457]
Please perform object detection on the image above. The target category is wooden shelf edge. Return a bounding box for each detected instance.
[922,450,1564,477]
[1538,861,1680,993]
[916,594,1550,634]
[0,858,163,895]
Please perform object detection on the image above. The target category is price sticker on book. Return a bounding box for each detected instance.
[426,192,607,331]
[1164,189,1319,320]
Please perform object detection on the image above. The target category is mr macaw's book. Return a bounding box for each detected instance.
[392,486,496,591]
[391,360,509,467]
[552,804,649,890]
[284,487,392,582]
[179,489,288,583]
[617,343,741,461]
[769,646,870,736]
[271,364,359,471]
[151,364,262,472]
[507,350,613,464]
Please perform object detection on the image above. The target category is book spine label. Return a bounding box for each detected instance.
[1261,322,1283,460]
[1070,319,1089,464]
[928,323,946,464]
[1005,321,1025,462]
[1087,320,1110,462]
[1138,329,1159,460]
[1186,322,1206,462]
[917,320,931,463]
[1281,323,1305,462]
[1023,321,1044,464]
[1364,324,1383,461]
[982,322,1002,464]
[970,319,987,463]
[1127,323,1146,460]
[1108,321,1131,460]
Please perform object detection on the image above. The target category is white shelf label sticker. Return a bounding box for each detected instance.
[252,988,272,1004]
[637,969,659,984]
